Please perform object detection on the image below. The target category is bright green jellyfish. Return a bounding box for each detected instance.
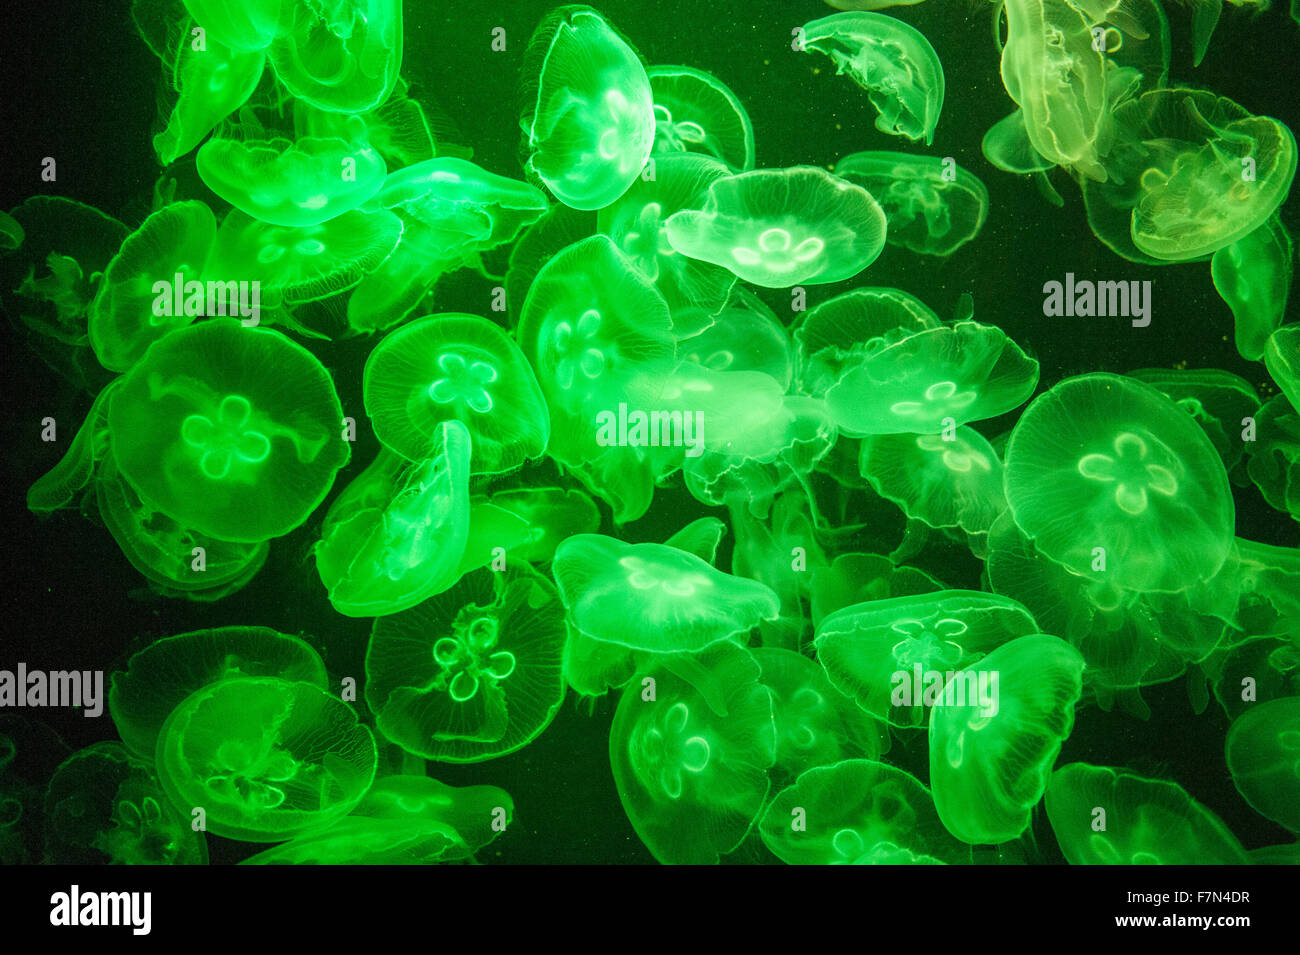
[196,135,386,227]
[1265,325,1300,412]
[759,759,968,865]
[315,426,472,617]
[1045,763,1250,864]
[799,12,944,145]
[109,625,328,760]
[859,426,1007,535]
[1004,373,1235,592]
[1225,697,1300,833]
[153,35,264,166]
[365,561,566,762]
[88,200,216,372]
[1244,395,1300,520]
[814,590,1040,727]
[809,553,942,626]
[929,634,1085,844]
[181,0,282,51]
[107,319,349,542]
[664,166,887,287]
[597,153,736,316]
[363,313,549,474]
[824,320,1039,436]
[267,0,402,114]
[27,378,119,515]
[610,642,776,864]
[676,289,793,388]
[521,5,655,210]
[1212,215,1293,361]
[835,151,988,256]
[45,743,207,865]
[483,486,601,563]
[647,64,755,171]
[156,676,378,842]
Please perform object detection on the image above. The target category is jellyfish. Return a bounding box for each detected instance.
[664,166,887,287]
[521,6,655,210]
[676,289,793,385]
[1244,395,1300,520]
[87,200,216,372]
[1127,368,1261,479]
[315,425,472,618]
[181,0,282,51]
[1265,326,1300,413]
[109,625,328,760]
[482,486,601,563]
[27,378,119,515]
[835,151,989,257]
[809,553,943,626]
[824,320,1039,436]
[197,135,387,228]
[267,0,402,114]
[1045,763,1250,863]
[365,561,566,762]
[1004,373,1236,593]
[609,641,776,864]
[929,633,1085,844]
[597,153,736,317]
[647,64,754,171]
[798,12,944,145]
[759,759,969,865]
[295,77,446,168]
[1225,697,1300,833]
[107,319,350,542]
[0,209,23,251]
[859,426,1007,536]
[45,742,208,865]
[1207,634,1300,722]
[814,590,1040,727]
[1212,215,1293,361]
[363,313,549,475]
[153,34,265,166]
[155,676,378,842]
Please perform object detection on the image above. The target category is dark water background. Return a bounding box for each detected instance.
[0,0,1297,863]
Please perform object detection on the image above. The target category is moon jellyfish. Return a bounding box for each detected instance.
[315,424,472,617]
[835,151,989,257]
[521,5,655,211]
[809,553,943,626]
[1128,367,1262,477]
[153,35,265,167]
[609,642,776,864]
[267,0,402,114]
[664,166,887,287]
[1212,215,1293,361]
[815,590,1039,727]
[798,11,944,145]
[364,313,549,474]
[1225,697,1300,833]
[109,625,328,760]
[107,319,349,542]
[647,64,755,171]
[824,320,1039,436]
[365,562,566,762]
[156,676,378,842]
[181,0,282,52]
[929,634,1085,844]
[759,759,968,865]
[1004,373,1235,593]
[1045,762,1250,864]
[27,378,118,515]
[483,486,601,563]
[45,743,207,865]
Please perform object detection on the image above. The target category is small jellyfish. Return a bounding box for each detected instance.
[647,64,755,171]
[155,676,378,842]
[365,561,566,762]
[1225,697,1300,834]
[665,166,887,287]
[799,11,944,145]
[363,313,549,474]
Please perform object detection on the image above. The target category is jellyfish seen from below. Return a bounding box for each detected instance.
[44,742,207,865]
[109,625,328,760]
[363,313,549,475]
[365,561,566,762]
[88,200,216,372]
[315,424,472,618]
[1045,763,1250,864]
[835,151,988,257]
[155,676,378,842]
[798,12,944,145]
[1225,697,1300,833]
[267,0,402,114]
[107,319,349,543]
[824,320,1039,436]
[610,642,776,864]
[929,634,1085,844]
[664,166,887,288]
[1004,373,1235,593]
[814,590,1039,728]
[647,64,755,171]
[521,6,655,211]
[759,759,968,865]
[1211,215,1293,361]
